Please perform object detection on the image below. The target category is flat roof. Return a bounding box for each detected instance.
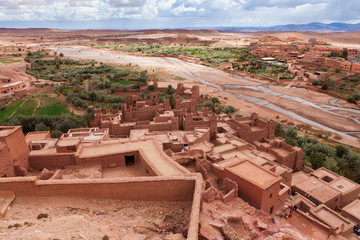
[78,138,189,176]
[312,168,339,181]
[226,160,282,189]
[25,131,50,141]
[342,199,360,219]
[295,177,341,203]
[291,171,310,187]
[213,143,236,154]
[329,176,359,193]
[56,138,81,147]
[0,126,21,137]
[129,129,149,140]
[311,205,354,231]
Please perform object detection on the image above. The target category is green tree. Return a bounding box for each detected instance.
[51,130,62,138]
[310,152,326,169]
[35,123,49,131]
[342,49,348,60]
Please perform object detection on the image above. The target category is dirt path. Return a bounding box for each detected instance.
[9,98,27,118]
[32,98,40,116]
[58,94,85,116]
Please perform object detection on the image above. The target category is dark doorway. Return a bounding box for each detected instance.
[125,155,135,166]
[270,206,274,214]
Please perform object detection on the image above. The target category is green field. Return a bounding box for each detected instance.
[62,88,73,94]
[0,99,24,122]
[0,96,72,122]
[0,58,21,63]
[35,97,70,116]
[13,99,37,116]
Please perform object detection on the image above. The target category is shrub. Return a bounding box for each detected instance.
[312,79,320,86]
[321,83,328,90]
[51,130,63,138]
[334,135,342,140]
[37,213,48,220]
[353,92,360,101]
[347,97,356,104]
[224,105,237,114]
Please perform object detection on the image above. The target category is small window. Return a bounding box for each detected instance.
[125,155,135,166]
[270,193,273,199]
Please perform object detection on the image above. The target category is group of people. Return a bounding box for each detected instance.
[280,205,298,219]
[354,226,360,236]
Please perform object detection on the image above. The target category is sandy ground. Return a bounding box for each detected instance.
[269,31,360,48]
[0,196,190,240]
[49,45,360,147]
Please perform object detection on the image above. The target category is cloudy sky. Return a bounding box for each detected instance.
[0,0,359,29]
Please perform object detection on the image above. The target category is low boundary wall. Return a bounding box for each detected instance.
[0,174,202,239]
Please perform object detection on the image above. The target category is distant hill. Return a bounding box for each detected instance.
[217,22,360,33]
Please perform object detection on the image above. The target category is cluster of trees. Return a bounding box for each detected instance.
[276,123,360,183]
[329,49,348,60]
[202,97,237,117]
[63,91,124,109]
[121,44,254,66]
[4,114,83,138]
[158,89,175,108]
[26,52,148,90]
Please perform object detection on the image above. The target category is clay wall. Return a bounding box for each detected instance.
[138,149,163,176]
[124,106,156,122]
[260,181,282,214]
[108,124,133,137]
[325,58,341,68]
[265,141,303,171]
[214,167,264,211]
[29,153,75,169]
[340,182,360,208]
[340,61,352,71]
[293,185,341,210]
[341,188,360,208]
[76,150,140,168]
[341,207,360,225]
[278,183,289,209]
[2,127,29,170]
[225,170,263,209]
[183,116,216,140]
[351,63,360,73]
[227,116,275,142]
[193,129,210,144]
[13,88,28,98]
[0,175,201,240]
[348,49,358,56]
[191,86,200,97]
[0,82,26,94]
[0,142,15,177]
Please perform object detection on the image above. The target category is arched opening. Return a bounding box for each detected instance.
[270,206,274,214]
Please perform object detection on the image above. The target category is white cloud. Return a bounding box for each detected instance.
[0,0,358,28]
[107,0,147,8]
